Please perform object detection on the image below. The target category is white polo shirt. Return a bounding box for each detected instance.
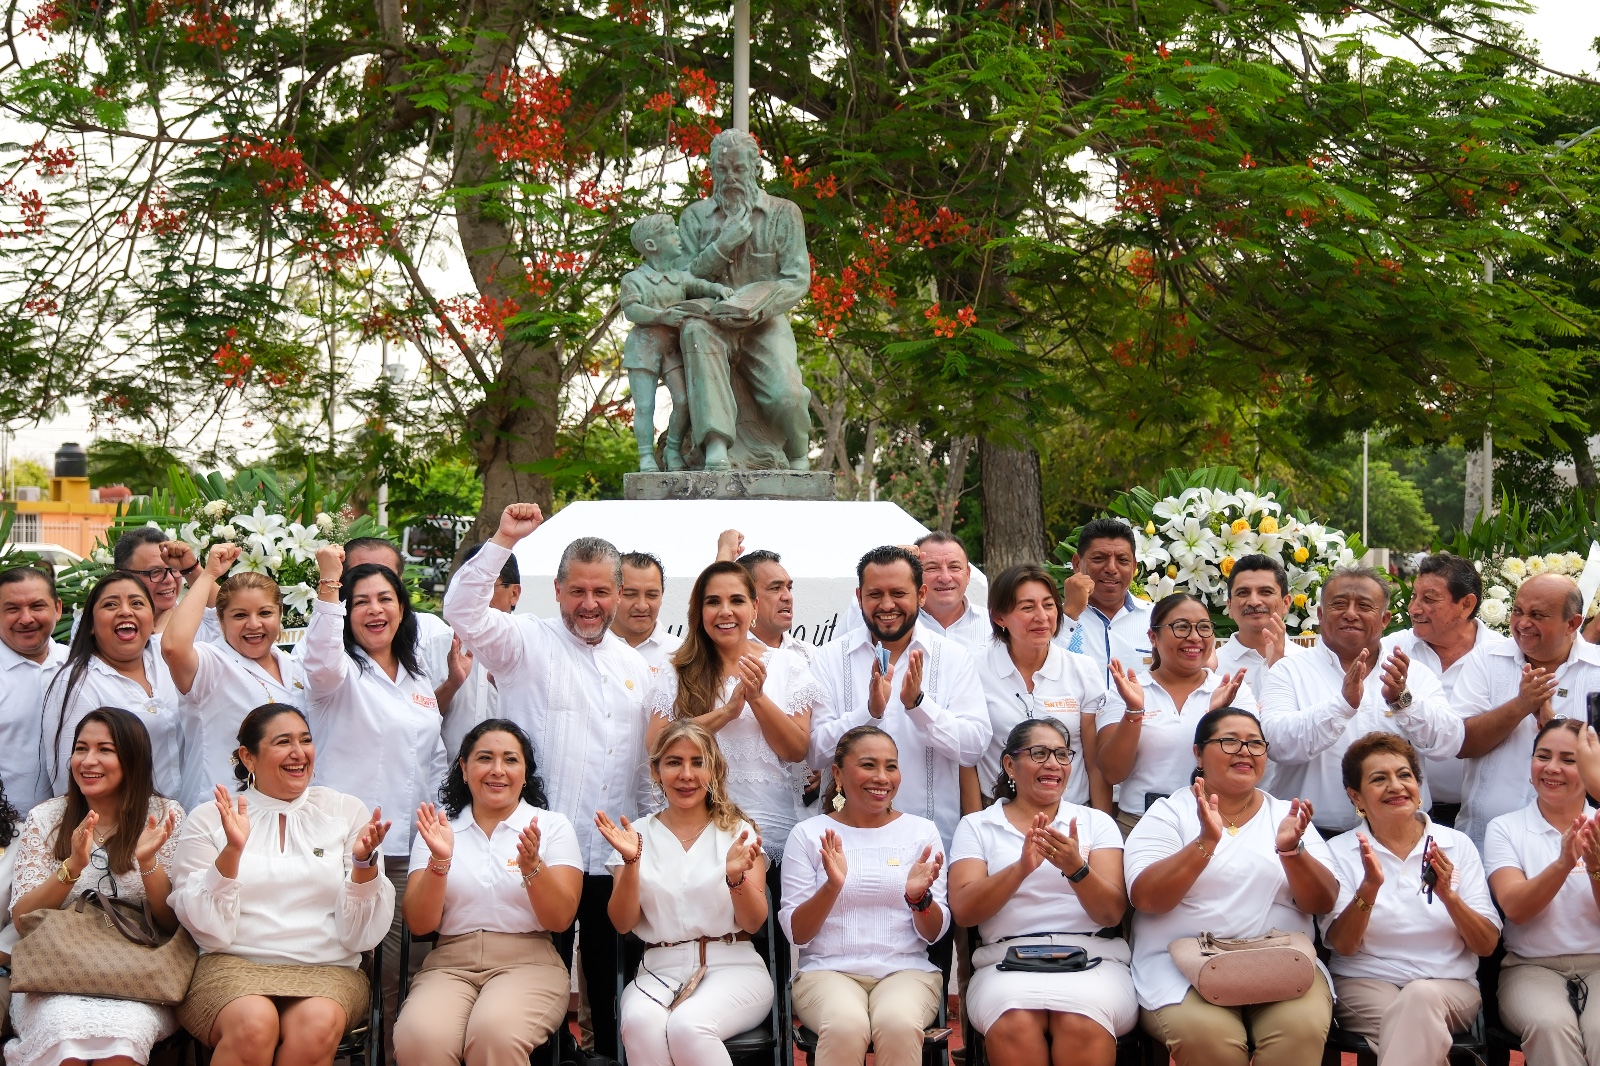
[1453,638,1600,848]
[1484,801,1600,959]
[1057,593,1153,680]
[177,640,308,812]
[977,641,1106,805]
[1326,818,1499,985]
[1259,641,1457,832]
[919,599,992,655]
[406,800,583,936]
[1382,621,1507,805]
[1214,633,1306,707]
[632,622,683,676]
[0,640,66,816]
[1096,669,1229,816]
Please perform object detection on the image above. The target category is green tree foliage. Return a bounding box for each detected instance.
[1324,459,1438,552]
[3,459,50,491]
[86,438,190,495]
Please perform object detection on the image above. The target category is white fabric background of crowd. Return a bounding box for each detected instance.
[508,500,989,647]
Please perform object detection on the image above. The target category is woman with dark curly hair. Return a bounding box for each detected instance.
[394,719,582,1066]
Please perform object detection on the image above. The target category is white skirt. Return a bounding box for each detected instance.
[966,935,1138,1037]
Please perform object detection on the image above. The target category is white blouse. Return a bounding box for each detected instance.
[605,814,757,945]
[950,800,1122,945]
[169,785,394,968]
[10,795,184,917]
[648,647,821,858]
[177,641,308,813]
[1124,789,1332,1011]
[1096,670,1231,816]
[44,641,182,800]
[779,812,950,979]
[1484,802,1600,959]
[303,599,448,858]
[407,801,582,937]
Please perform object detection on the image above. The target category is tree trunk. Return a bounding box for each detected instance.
[980,436,1047,570]
[938,436,973,533]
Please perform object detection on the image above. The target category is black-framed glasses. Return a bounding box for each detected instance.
[89,847,119,898]
[1156,620,1215,639]
[1009,744,1074,765]
[1200,737,1269,756]
[123,566,178,584]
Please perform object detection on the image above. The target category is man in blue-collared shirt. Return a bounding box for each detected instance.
[1056,518,1154,679]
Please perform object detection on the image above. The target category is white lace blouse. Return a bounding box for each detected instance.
[10,795,184,913]
[648,647,822,859]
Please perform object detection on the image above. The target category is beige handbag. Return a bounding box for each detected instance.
[11,890,199,1005]
[1168,930,1316,1007]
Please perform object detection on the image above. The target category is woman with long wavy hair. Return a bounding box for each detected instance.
[395,718,582,1066]
[596,720,772,1066]
[644,560,820,868]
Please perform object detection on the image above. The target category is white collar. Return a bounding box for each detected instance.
[989,639,1063,682]
[0,638,65,671]
[846,618,934,655]
[451,798,535,835]
[1487,635,1600,668]
[1088,591,1148,622]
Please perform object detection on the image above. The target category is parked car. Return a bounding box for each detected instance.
[6,542,85,573]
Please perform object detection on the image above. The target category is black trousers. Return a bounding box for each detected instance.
[554,873,628,1061]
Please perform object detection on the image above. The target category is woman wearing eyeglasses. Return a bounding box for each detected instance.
[597,720,771,1066]
[1127,708,1337,1066]
[970,566,1110,817]
[8,707,184,1066]
[1096,594,1249,834]
[1323,732,1499,1065]
[1484,719,1600,1066]
[948,718,1134,1066]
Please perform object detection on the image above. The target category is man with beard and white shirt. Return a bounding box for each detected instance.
[610,550,681,674]
[1214,554,1306,705]
[1058,518,1153,680]
[443,504,652,1062]
[0,565,66,816]
[1260,567,1459,834]
[1453,573,1600,849]
[809,545,991,849]
[1381,552,1505,829]
[437,542,521,759]
[678,128,812,471]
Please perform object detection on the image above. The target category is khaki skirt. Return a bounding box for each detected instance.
[179,952,370,1042]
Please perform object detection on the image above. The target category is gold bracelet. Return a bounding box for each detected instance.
[1353,895,1374,912]
[1194,840,1212,860]
[521,862,543,886]
[1588,867,1600,883]
[318,579,342,589]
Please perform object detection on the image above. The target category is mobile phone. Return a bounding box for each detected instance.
[1014,945,1079,959]
[1419,834,1437,903]
[1587,692,1600,732]
[875,646,891,676]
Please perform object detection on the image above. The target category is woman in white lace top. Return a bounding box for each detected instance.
[645,561,822,866]
[7,706,184,1066]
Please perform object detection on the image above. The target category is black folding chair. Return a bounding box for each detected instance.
[792,931,953,1066]
[1320,1017,1488,1066]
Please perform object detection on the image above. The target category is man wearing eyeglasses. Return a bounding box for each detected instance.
[1259,567,1459,833]
[113,527,215,636]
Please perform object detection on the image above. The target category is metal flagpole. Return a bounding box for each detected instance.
[733,0,750,131]
[1362,430,1369,547]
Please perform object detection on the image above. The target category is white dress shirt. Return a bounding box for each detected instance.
[1484,801,1600,959]
[177,641,307,813]
[295,608,453,689]
[1214,633,1307,707]
[440,659,500,761]
[1057,594,1153,679]
[918,599,992,655]
[1453,637,1600,848]
[1382,621,1506,805]
[950,800,1121,944]
[407,800,583,936]
[1259,641,1457,831]
[303,598,448,858]
[632,622,683,676]
[780,812,950,977]
[0,640,66,816]
[778,630,814,663]
[1124,789,1333,1011]
[978,641,1106,805]
[1096,669,1232,817]
[443,541,653,874]
[1326,818,1499,984]
[44,639,182,799]
[809,623,991,847]
[606,814,760,944]
[170,785,395,968]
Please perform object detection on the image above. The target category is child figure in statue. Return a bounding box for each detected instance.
[621,214,733,471]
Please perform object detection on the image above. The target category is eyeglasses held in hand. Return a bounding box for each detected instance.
[1009,745,1074,765]
[1155,620,1215,639]
[1200,737,1269,756]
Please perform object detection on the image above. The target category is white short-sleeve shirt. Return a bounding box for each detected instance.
[1096,670,1230,816]
[1214,633,1306,707]
[1123,788,1332,1011]
[605,814,757,945]
[408,800,582,936]
[977,642,1106,805]
[177,641,307,812]
[950,800,1122,944]
[1325,818,1499,985]
[1483,801,1600,959]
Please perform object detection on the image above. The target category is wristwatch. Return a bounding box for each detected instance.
[906,691,925,709]
[905,888,934,912]
[1065,862,1091,883]
[54,859,78,884]
[1385,689,1413,713]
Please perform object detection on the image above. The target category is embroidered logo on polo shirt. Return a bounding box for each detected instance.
[626,679,636,690]
[412,693,438,709]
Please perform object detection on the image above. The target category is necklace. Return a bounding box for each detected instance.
[662,817,709,848]
[1218,798,1256,836]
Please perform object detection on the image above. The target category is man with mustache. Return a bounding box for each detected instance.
[610,550,681,674]
[677,128,812,470]
[1057,518,1154,679]
[443,503,652,1060]
[809,545,991,849]
[1214,553,1306,705]
[0,565,65,814]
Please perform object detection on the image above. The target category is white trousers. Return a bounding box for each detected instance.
[619,942,774,1066]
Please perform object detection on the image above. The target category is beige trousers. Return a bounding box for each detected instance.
[393,930,570,1066]
[1140,969,1332,1066]
[1334,975,1480,1066]
[791,969,942,1066]
[1499,953,1600,1066]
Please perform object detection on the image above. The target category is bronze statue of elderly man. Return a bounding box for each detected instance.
[674,128,813,471]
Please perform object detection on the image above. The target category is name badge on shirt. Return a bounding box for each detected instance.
[412,693,439,710]
[887,857,900,866]
[1041,698,1078,715]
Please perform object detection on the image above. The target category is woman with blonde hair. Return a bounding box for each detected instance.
[596,720,771,1066]
[645,560,818,867]
[162,542,308,812]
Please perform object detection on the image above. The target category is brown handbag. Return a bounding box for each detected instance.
[11,890,199,1005]
[1168,930,1317,1007]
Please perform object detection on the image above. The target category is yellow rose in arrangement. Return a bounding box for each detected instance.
[1293,593,1308,609]
[1167,564,1179,578]
[1293,546,1310,563]
[1231,518,1250,534]
[1258,515,1279,535]
[1220,556,1236,577]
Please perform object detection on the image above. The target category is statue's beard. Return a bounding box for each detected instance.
[714,176,758,214]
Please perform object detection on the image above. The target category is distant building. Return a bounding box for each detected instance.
[3,443,121,556]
